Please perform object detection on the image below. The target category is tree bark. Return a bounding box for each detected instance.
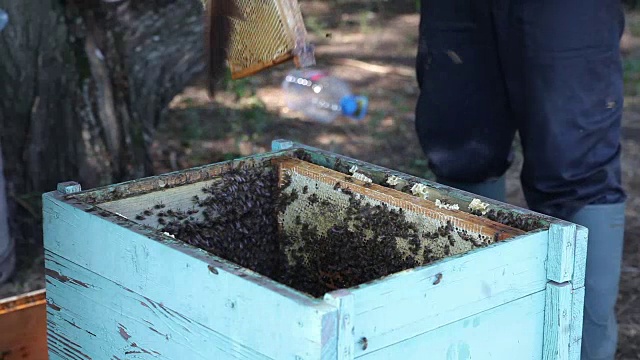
[0,0,206,242]
[0,141,14,283]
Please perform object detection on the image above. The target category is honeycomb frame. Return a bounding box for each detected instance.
[227,0,312,79]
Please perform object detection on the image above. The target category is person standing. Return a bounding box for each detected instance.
[414,1,627,359]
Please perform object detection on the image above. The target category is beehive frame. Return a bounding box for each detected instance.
[42,139,588,359]
[225,0,315,79]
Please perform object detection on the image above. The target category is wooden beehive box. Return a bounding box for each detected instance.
[0,289,48,359]
[42,140,587,359]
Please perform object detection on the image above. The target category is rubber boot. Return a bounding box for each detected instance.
[437,175,506,203]
[568,203,626,360]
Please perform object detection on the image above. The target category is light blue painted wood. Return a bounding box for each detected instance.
[271,139,295,151]
[547,223,578,283]
[42,192,338,360]
[543,282,573,360]
[350,230,549,357]
[45,250,273,359]
[321,311,340,360]
[542,222,586,358]
[56,181,82,195]
[569,287,585,360]
[573,226,588,289]
[324,290,356,360]
[357,291,546,360]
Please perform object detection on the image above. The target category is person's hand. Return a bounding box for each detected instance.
[205,0,244,99]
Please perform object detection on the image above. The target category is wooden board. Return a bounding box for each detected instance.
[346,230,549,357]
[0,289,48,360]
[357,290,546,359]
[543,282,586,360]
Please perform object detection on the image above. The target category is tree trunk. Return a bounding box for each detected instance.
[0,0,206,243]
[0,141,14,283]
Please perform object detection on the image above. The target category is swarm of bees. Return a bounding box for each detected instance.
[134,165,285,278]
[277,183,425,297]
[486,209,546,232]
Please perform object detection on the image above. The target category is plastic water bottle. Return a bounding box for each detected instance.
[282,69,368,123]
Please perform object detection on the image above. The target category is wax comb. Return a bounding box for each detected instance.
[226,0,314,79]
[273,157,525,266]
[205,0,315,97]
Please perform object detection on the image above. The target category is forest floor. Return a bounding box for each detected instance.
[1,1,638,358]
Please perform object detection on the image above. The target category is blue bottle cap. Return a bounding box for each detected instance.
[340,95,368,120]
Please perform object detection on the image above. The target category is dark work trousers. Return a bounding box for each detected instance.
[415,1,628,359]
[415,0,627,221]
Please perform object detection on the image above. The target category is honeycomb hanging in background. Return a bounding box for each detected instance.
[227,0,314,79]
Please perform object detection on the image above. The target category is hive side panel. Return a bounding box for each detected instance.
[357,290,546,360]
[45,250,272,360]
[0,290,47,360]
[569,286,585,360]
[42,192,336,360]
[542,282,572,360]
[350,231,549,357]
[542,282,585,360]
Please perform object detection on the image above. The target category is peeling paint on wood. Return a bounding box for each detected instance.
[118,324,131,341]
[208,265,219,274]
[47,329,91,359]
[47,301,61,312]
[45,268,90,288]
